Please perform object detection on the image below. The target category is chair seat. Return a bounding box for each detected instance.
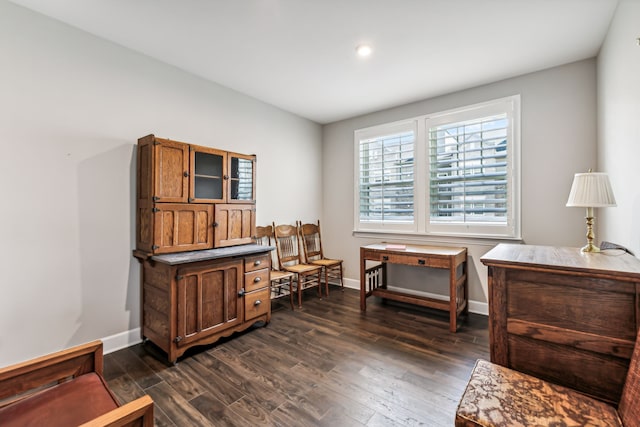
[271,270,294,280]
[283,264,321,274]
[456,359,622,427]
[310,258,342,267]
[0,373,119,427]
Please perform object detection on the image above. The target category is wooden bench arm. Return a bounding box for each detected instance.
[79,395,154,427]
[0,340,103,401]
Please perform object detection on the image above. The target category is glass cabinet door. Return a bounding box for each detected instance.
[190,147,226,202]
[229,154,255,202]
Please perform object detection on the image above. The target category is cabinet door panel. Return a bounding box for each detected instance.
[214,204,256,248]
[154,139,189,203]
[153,204,214,254]
[177,260,243,347]
[227,153,256,203]
[190,145,226,203]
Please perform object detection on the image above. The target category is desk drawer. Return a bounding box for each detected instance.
[365,251,450,268]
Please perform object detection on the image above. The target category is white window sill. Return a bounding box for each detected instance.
[352,230,523,247]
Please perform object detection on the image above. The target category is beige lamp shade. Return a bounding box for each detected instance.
[566,172,617,208]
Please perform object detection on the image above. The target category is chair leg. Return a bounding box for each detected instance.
[297,274,303,309]
[339,263,344,291]
[324,267,330,297]
[288,276,295,310]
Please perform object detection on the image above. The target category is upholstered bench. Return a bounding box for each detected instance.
[0,340,153,427]
[456,330,640,427]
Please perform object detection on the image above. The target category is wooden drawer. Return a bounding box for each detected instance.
[245,254,270,272]
[244,268,269,292]
[245,288,269,321]
[364,250,450,268]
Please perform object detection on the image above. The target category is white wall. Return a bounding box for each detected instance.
[598,0,640,255]
[0,1,322,367]
[322,60,598,310]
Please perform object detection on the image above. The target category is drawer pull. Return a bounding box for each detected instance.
[253,277,261,283]
[238,288,246,297]
[254,260,262,266]
[254,299,262,306]
[382,256,389,261]
[418,259,426,265]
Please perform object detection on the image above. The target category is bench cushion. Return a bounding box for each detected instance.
[0,372,119,427]
[455,359,622,427]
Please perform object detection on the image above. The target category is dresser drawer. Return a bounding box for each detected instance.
[244,268,269,292]
[245,254,270,272]
[245,288,269,321]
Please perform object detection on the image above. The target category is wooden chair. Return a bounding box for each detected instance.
[298,220,344,297]
[273,222,322,308]
[255,225,296,310]
[0,340,154,427]
[455,327,640,427]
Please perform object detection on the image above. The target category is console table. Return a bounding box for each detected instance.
[481,243,640,404]
[360,243,468,332]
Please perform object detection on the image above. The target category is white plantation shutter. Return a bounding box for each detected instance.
[359,131,415,222]
[429,114,508,223]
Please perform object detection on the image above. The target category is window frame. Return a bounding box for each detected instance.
[353,119,418,233]
[353,95,521,240]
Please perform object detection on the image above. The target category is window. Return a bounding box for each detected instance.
[355,121,417,231]
[354,96,520,239]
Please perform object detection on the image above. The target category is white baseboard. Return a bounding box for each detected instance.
[104,280,488,353]
[344,277,488,316]
[101,327,142,355]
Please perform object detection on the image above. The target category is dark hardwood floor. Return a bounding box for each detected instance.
[104,288,489,426]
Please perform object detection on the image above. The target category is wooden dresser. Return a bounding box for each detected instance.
[481,244,640,404]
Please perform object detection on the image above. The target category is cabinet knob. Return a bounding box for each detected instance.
[238,288,246,297]
[253,277,261,283]
[223,175,229,180]
[183,171,189,177]
[254,260,261,266]
[213,222,219,227]
[254,300,262,306]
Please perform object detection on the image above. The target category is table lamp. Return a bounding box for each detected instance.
[566,170,617,253]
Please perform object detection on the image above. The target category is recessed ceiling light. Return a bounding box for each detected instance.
[356,44,372,57]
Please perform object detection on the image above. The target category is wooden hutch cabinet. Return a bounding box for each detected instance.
[134,134,270,363]
[136,134,256,254]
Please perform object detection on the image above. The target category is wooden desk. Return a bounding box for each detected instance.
[481,243,640,404]
[360,243,468,332]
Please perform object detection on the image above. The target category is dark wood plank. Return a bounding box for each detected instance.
[105,287,489,426]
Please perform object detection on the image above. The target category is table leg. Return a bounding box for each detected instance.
[360,247,366,311]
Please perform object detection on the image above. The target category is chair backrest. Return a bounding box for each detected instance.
[254,225,272,246]
[273,223,303,269]
[298,220,324,262]
[618,327,640,427]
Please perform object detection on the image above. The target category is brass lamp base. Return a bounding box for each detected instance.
[581,242,600,253]
[580,213,599,253]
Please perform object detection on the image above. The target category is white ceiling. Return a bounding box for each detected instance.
[10,0,619,124]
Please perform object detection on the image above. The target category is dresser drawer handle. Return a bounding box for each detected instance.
[254,260,262,266]
[253,277,261,283]
[254,299,262,306]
